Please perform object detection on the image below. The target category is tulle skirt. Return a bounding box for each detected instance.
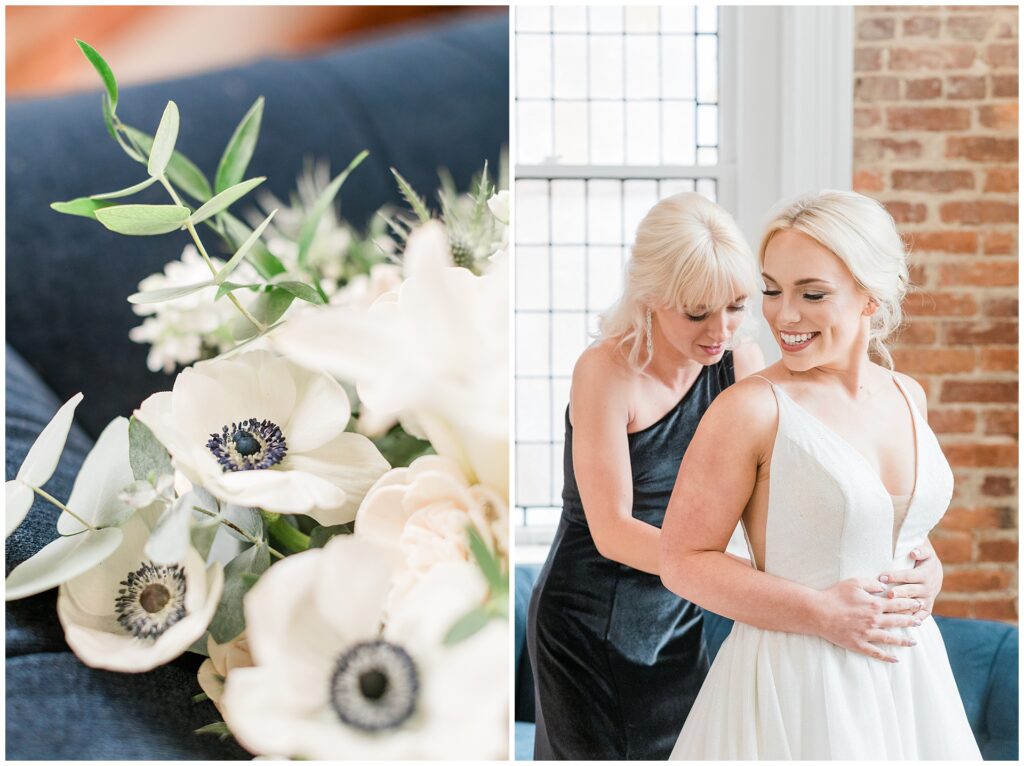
[670,618,982,760]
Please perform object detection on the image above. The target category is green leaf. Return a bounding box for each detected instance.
[190,177,265,226]
[443,605,490,645]
[123,125,212,201]
[195,722,231,738]
[215,97,264,195]
[257,287,295,326]
[215,281,260,301]
[192,692,210,704]
[75,39,117,113]
[273,280,325,305]
[208,542,271,643]
[50,197,116,220]
[391,167,432,223]
[128,417,172,482]
[297,150,369,268]
[217,211,286,279]
[372,424,434,468]
[467,525,504,592]
[128,279,216,305]
[148,101,180,177]
[101,92,117,140]
[95,204,190,236]
[309,522,355,548]
[217,209,275,283]
[90,175,159,200]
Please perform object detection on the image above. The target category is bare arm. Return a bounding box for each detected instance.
[571,350,660,574]
[660,380,921,661]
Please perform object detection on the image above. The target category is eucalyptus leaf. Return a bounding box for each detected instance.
[297,150,369,268]
[192,692,210,703]
[128,417,172,482]
[443,605,491,645]
[188,487,222,560]
[187,630,210,657]
[309,522,355,549]
[190,177,266,226]
[123,126,212,201]
[95,204,190,236]
[215,281,260,301]
[254,288,295,327]
[208,542,271,643]
[76,39,117,113]
[217,208,275,283]
[148,101,180,178]
[128,279,216,305]
[101,92,117,141]
[215,97,264,195]
[274,280,325,305]
[220,504,264,542]
[51,197,116,220]
[90,175,159,200]
[372,425,434,469]
[391,167,432,223]
[217,212,286,279]
[195,722,231,738]
[467,525,503,593]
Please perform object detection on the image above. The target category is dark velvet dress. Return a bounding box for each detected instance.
[526,352,735,760]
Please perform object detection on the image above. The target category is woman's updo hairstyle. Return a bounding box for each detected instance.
[598,192,758,372]
[758,190,909,369]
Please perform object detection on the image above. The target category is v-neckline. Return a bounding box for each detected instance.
[772,376,921,558]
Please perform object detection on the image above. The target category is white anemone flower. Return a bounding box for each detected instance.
[273,222,509,496]
[56,507,224,672]
[134,350,389,525]
[6,416,136,600]
[220,536,507,760]
[355,455,507,602]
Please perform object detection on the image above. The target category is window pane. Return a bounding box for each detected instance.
[518,34,551,99]
[625,5,660,33]
[697,104,718,147]
[552,5,587,32]
[589,5,623,33]
[587,179,623,245]
[662,101,696,165]
[696,5,718,33]
[662,5,695,33]
[661,35,695,100]
[623,180,659,243]
[517,6,551,33]
[554,34,587,99]
[551,247,586,310]
[551,180,585,244]
[589,101,625,165]
[625,35,659,99]
[516,180,550,244]
[553,100,589,164]
[516,313,550,377]
[517,101,552,165]
[552,377,572,441]
[517,444,551,507]
[589,36,624,99]
[552,312,588,376]
[625,101,659,164]
[696,34,719,103]
[517,246,549,311]
[587,246,625,311]
[517,379,551,442]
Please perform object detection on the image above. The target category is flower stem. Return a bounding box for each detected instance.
[31,486,97,532]
[157,177,267,334]
[192,506,285,560]
[264,513,310,554]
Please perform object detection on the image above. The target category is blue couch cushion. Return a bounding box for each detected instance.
[514,563,540,723]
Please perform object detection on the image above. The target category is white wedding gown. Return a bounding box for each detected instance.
[670,376,982,760]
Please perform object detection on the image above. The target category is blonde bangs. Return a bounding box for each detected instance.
[660,240,758,315]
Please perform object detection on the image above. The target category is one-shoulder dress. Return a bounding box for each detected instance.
[526,352,735,760]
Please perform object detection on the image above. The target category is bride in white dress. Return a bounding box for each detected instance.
[661,191,982,760]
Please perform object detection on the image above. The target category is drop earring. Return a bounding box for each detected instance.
[645,308,653,358]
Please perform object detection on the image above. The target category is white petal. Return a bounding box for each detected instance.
[353,484,413,551]
[6,481,33,538]
[284,367,351,453]
[62,512,152,616]
[59,416,133,534]
[144,492,195,564]
[315,536,391,638]
[214,468,346,518]
[386,561,488,652]
[17,392,84,487]
[5,527,123,600]
[286,432,390,521]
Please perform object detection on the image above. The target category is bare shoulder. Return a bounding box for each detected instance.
[893,369,928,418]
[731,342,766,380]
[570,339,633,423]
[698,369,779,445]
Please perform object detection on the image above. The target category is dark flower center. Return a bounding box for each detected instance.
[359,669,389,700]
[329,640,418,731]
[139,583,171,613]
[207,418,287,472]
[114,562,187,639]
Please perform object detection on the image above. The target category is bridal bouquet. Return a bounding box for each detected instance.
[6,41,509,760]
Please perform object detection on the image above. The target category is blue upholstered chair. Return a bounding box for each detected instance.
[514,563,1019,761]
[5,15,508,759]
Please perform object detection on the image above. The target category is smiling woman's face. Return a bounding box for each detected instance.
[761,229,874,372]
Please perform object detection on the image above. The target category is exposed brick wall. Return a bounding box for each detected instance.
[854,6,1018,623]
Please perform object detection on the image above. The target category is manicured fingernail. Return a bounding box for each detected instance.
[879,575,890,583]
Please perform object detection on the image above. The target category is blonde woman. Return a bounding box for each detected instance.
[663,191,978,759]
[526,193,944,760]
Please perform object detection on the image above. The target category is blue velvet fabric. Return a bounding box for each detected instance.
[6,14,508,760]
[515,564,1019,761]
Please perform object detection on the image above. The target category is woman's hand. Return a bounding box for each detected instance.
[877,541,943,621]
[813,577,922,663]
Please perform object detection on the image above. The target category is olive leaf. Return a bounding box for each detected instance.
[148,101,180,178]
[123,126,212,202]
[50,197,116,220]
[95,204,191,236]
[217,209,276,282]
[215,97,264,195]
[76,39,117,115]
[296,150,369,269]
[89,176,159,200]
[128,279,217,305]
[190,177,265,226]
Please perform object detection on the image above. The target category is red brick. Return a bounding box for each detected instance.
[944,321,1018,344]
[939,262,1018,287]
[858,17,895,40]
[942,373,1019,400]
[995,15,1019,39]
[855,107,883,128]
[947,15,993,40]
[983,231,1016,255]
[979,103,1019,130]
[992,74,1018,98]
[883,201,928,223]
[903,16,940,37]
[979,539,1018,562]
[904,290,977,316]
[931,531,974,563]
[947,137,1018,162]
[980,348,1018,371]
[939,201,1018,225]
[982,296,1018,318]
[944,442,1018,468]
[985,43,1018,68]
[890,46,975,71]
[983,168,1018,193]
[981,475,1016,496]
[928,409,977,434]
[933,598,972,618]
[942,569,1012,592]
[853,170,885,192]
[908,262,927,287]
[896,320,938,344]
[855,76,901,101]
[973,598,1019,621]
[892,170,974,192]
[888,106,970,131]
[892,348,975,373]
[905,77,941,100]
[946,75,986,100]
[854,138,923,161]
[941,505,1009,531]
[984,410,1018,437]
[906,231,978,254]
[855,47,884,71]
